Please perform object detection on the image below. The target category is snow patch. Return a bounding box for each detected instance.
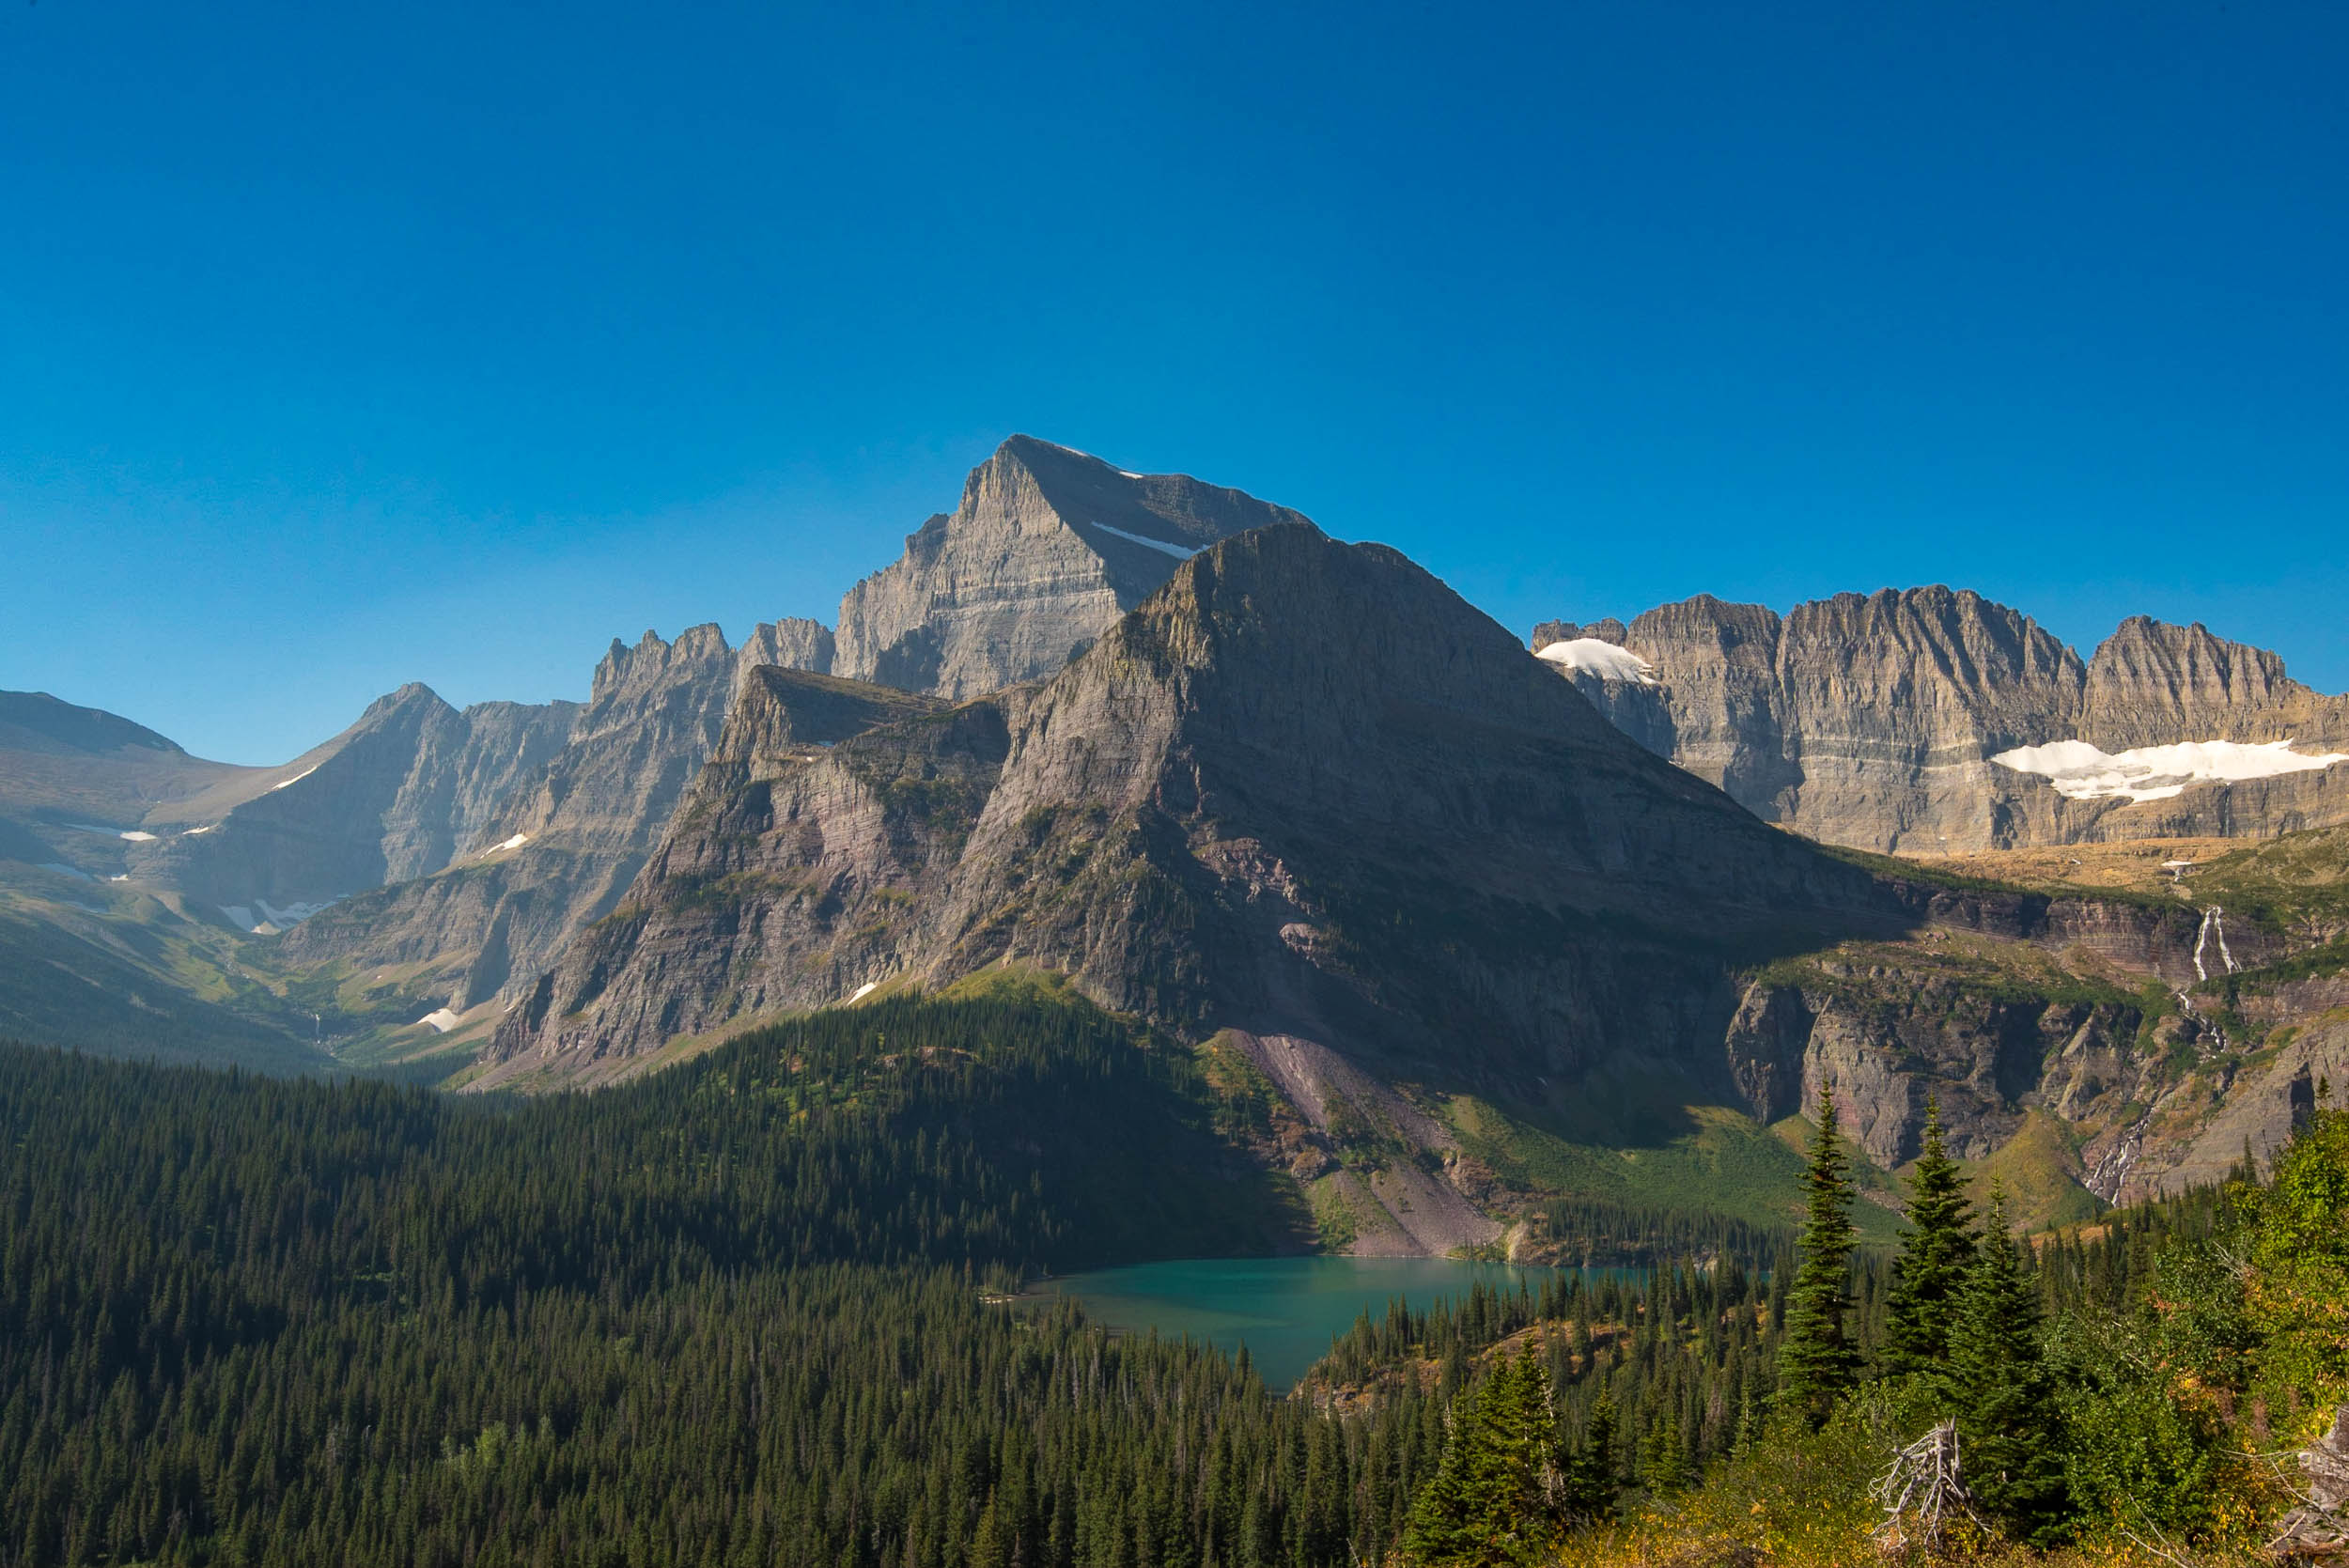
[1991,737,2349,804]
[1535,639,1660,686]
[217,894,342,934]
[69,823,158,841]
[184,823,219,835]
[416,1007,462,1033]
[119,830,156,842]
[848,982,879,1002]
[482,832,530,854]
[1085,520,1198,560]
[268,764,320,791]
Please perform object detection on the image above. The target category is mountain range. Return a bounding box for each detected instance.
[6,434,2346,1249]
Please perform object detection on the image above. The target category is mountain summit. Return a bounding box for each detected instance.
[833,436,1313,698]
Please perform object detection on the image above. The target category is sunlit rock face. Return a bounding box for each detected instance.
[832,435,1313,700]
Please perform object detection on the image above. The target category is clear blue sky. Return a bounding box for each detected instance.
[4,2,2343,763]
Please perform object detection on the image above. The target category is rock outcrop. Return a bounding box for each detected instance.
[832,435,1313,698]
[278,620,846,1004]
[1539,591,2349,853]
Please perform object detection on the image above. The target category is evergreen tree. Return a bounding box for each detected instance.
[1775,1083,1860,1428]
[1943,1185,2069,1543]
[1883,1097,1977,1376]
[1401,1354,1562,1566]
[1559,1393,1620,1521]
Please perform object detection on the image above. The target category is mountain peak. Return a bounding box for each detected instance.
[834,437,1312,700]
[0,691,186,758]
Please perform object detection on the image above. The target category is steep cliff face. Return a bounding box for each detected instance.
[2083,616,2349,750]
[278,620,843,1003]
[734,616,836,677]
[1538,592,2349,852]
[833,436,1313,699]
[118,686,579,924]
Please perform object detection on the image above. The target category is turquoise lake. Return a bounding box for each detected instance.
[1033,1256,1616,1392]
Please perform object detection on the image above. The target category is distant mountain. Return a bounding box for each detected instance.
[116,685,581,926]
[1535,589,2349,853]
[277,619,841,1014]
[0,691,261,851]
[0,686,581,924]
[833,435,1312,698]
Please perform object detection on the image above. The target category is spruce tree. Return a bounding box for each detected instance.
[1883,1097,1977,1376]
[1943,1185,2068,1543]
[1775,1083,1859,1428]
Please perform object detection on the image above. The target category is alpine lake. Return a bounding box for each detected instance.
[1026,1256,1637,1393]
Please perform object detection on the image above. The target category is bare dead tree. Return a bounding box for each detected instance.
[2267,1405,2349,1560]
[1871,1419,1982,1559]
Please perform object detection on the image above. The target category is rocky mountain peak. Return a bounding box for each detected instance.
[833,436,1313,700]
[1530,618,1628,649]
[734,618,835,685]
[360,682,459,725]
[2082,616,2316,749]
[591,624,737,708]
[1779,585,2082,693]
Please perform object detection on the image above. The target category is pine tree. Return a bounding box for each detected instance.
[1942,1185,2068,1543]
[1883,1097,1977,1376]
[1775,1083,1859,1428]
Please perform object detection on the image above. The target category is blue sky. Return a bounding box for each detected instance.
[4,1,2343,763]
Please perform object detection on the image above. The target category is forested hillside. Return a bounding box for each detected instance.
[5,1001,2343,1565]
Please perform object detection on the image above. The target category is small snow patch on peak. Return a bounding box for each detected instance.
[1536,639,1659,686]
[481,832,530,855]
[269,764,320,792]
[1086,520,1197,560]
[416,1007,462,1033]
[848,982,879,1003]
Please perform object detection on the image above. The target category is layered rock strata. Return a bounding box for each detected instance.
[1540,590,2349,852]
